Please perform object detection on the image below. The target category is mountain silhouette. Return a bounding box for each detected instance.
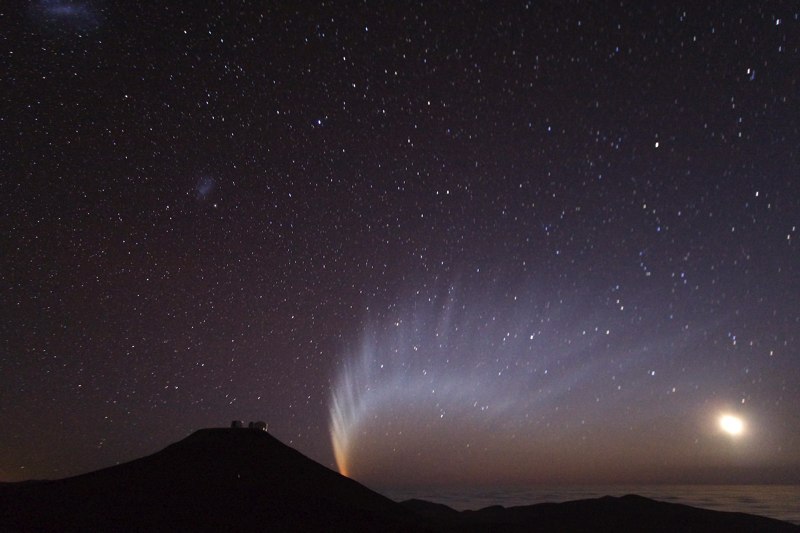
[0,428,415,531]
[0,428,796,532]
[402,494,799,532]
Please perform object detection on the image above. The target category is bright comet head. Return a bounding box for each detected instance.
[719,414,744,436]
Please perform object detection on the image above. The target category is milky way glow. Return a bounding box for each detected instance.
[327,282,727,484]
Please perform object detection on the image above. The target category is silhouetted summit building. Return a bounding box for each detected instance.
[231,420,268,431]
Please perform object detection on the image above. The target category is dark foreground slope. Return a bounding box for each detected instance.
[0,428,417,532]
[0,429,796,532]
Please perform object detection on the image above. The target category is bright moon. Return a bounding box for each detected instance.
[719,414,744,436]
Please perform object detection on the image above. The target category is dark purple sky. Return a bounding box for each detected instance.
[3,1,799,486]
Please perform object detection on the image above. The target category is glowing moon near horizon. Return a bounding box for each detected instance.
[719,414,744,436]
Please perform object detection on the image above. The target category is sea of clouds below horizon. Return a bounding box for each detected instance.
[379,484,800,525]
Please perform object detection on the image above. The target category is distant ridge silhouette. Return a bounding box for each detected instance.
[0,428,796,532]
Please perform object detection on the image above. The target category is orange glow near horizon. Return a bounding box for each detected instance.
[332,435,350,477]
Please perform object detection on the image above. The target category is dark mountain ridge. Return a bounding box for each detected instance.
[0,428,796,532]
[0,428,414,531]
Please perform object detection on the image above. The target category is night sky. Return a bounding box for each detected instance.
[4,1,800,487]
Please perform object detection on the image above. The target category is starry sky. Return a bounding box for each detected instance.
[3,1,799,486]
